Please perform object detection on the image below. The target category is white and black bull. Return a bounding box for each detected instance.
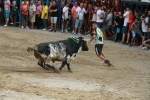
[27,37,89,72]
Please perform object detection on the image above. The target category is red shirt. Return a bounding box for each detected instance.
[129,14,135,29]
[21,3,29,15]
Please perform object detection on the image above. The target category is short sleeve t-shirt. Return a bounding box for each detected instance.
[96,9,105,22]
[76,7,86,20]
[29,4,36,16]
[50,6,58,17]
[106,13,112,25]
[21,3,29,15]
[12,0,16,10]
[68,4,73,15]
[95,28,104,44]
[123,11,129,26]
[141,17,148,32]
[62,6,68,19]
[4,0,11,10]
[41,5,48,19]
[71,6,78,20]
[128,14,134,29]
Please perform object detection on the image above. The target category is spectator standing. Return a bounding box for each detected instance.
[4,0,11,26]
[48,1,52,30]
[122,7,130,43]
[114,12,124,42]
[126,10,134,44]
[10,0,16,25]
[82,3,88,34]
[21,0,29,29]
[74,3,87,35]
[61,2,69,33]
[29,0,36,29]
[102,9,112,39]
[56,0,60,28]
[112,11,117,37]
[87,3,94,35]
[71,1,78,34]
[36,0,42,29]
[68,0,73,29]
[0,0,3,25]
[91,6,97,22]
[96,5,105,28]
[141,13,148,44]
[50,1,58,32]
[41,1,48,30]
[130,18,142,47]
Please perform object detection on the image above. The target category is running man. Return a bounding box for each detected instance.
[88,22,112,66]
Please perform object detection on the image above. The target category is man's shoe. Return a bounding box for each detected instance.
[129,44,132,47]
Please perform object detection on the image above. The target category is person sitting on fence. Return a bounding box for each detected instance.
[142,27,150,50]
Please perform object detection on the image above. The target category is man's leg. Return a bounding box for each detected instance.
[54,17,57,31]
[122,26,127,43]
[126,30,130,44]
[95,44,111,66]
[50,17,53,30]
[61,19,64,32]
[10,15,13,23]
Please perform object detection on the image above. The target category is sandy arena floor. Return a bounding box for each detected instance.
[0,26,150,100]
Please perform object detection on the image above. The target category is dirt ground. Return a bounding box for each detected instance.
[0,26,150,100]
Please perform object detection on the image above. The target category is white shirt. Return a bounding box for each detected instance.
[123,11,129,26]
[62,6,68,19]
[29,4,36,16]
[96,9,105,22]
[76,7,86,20]
[141,17,148,32]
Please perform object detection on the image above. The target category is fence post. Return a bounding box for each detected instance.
[19,0,22,26]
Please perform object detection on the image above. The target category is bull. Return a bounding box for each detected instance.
[27,37,89,72]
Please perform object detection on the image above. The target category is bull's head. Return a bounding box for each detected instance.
[78,37,89,51]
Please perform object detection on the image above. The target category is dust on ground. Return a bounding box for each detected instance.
[0,26,150,100]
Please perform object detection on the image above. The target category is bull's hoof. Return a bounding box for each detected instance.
[56,68,61,73]
[68,70,72,73]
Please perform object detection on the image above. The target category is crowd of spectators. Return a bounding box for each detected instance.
[0,0,150,51]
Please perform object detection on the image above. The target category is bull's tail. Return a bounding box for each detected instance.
[27,46,37,52]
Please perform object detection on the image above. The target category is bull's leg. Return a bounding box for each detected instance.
[37,62,49,70]
[66,63,72,72]
[59,61,66,72]
[44,63,56,71]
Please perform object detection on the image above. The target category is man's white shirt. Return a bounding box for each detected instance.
[76,7,86,20]
[62,6,69,19]
[96,9,105,23]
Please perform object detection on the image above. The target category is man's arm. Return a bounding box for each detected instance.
[50,7,58,12]
[88,34,96,44]
[63,11,65,20]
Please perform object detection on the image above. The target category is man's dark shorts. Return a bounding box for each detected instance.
[95,44,103,56]
[22,14,28,21]
[102,25,111,32]
[62,18,69,22]
[10,10,16,17]
[122,26,128,34]
[142,32,147,37]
